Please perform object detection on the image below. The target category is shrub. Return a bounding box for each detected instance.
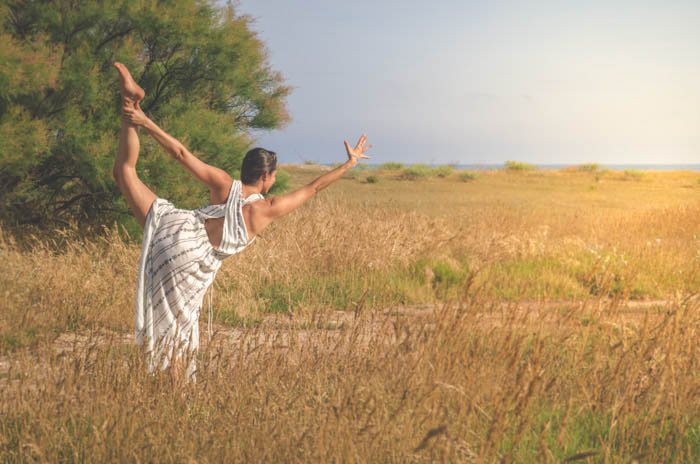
[458,171,477,182]
[268,169,291,194]
[504,160,536,171]
[365,175,379,184]
[578,163,600,172]
[401,164,433,180]
[623,170,644,181]
[433,166,455,178]
[381,162,404,171]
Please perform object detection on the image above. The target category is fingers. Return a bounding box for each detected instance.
[121,104,143,126]
[345,135,372,159]
[121,108,138,125]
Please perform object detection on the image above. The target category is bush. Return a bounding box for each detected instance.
[381,162,404,171]
[433,166,455,178]
[401,164,433,180]
[504,160,536,171]
[365,175,379,184]
[623,170,645,181]
[578,163,600,172]
[269,169,291,194]
[458,171,477,182]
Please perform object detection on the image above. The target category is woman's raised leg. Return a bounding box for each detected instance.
[112,63,156,229]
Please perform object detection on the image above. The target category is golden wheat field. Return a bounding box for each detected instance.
[2,165,700,462]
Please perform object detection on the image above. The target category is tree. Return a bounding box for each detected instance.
[0,0,290,236]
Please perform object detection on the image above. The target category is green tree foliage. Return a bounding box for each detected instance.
[0,1,289,234]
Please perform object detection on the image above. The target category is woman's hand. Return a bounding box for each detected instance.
[343,135,372,166]
[122,102,149,127]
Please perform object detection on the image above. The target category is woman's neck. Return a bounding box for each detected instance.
[241,181,263,198]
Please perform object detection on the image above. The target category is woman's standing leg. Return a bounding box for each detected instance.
[112,62,156,229]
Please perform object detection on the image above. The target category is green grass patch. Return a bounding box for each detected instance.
[252,267,438,314]
[411,256,472,299]
[401,164,433,180]
[0,328,39,353]
[481,257,587,300]
[215,308,263,327]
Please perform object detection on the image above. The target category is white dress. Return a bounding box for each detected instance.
[134,180,263,378]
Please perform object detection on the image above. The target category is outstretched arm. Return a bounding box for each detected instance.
[122,104,232,204]
[261,135,372,222]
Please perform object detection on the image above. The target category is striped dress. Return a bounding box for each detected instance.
[134,180,263,378]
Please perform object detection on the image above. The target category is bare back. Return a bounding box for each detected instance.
[204,199,270,248]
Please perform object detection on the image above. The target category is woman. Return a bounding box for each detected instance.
[112,62,371,378]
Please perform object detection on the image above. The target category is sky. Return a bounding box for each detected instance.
[232,0,700,165]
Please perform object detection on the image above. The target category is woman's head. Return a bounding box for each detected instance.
[241,147,277,193]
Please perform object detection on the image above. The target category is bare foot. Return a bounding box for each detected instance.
[113,62,145,103]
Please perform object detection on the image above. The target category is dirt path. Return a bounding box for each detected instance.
[0,298,691,384]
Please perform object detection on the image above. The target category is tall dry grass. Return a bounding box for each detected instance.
[3,293,700,461]
[2,168,700,460]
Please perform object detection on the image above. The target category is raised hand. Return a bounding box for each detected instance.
[343,135,372,165]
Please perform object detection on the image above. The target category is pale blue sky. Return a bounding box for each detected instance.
[233,0,700,165]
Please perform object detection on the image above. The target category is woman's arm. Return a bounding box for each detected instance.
[260,135,372,222]
[122,104,232,204]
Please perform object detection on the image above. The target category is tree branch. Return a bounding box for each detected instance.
[93,26,134,54]
[52,193,93,213]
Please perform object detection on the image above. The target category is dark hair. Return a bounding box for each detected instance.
[240,147,277,185]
